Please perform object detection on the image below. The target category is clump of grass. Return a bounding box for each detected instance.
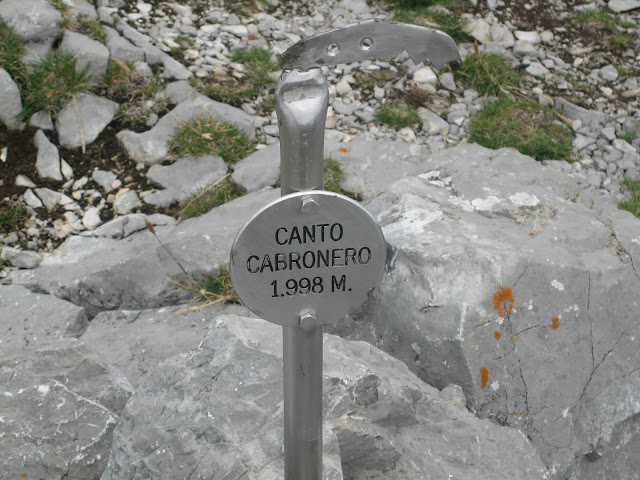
[171,117,255,163]
[144,219,240,313]
[619,130,638,144]
[619,178,640,218]
[177,174,245,221]
[469,98,573,161]
[0,21,27,83]
[393,5,471,43]
[76,14,107,42]
[375,103,421,129]
[20,51,92,120]
[455,52,522,97]
[102,59,164,128]
[387,0,455,7]
[574,9,635,47]
[192,47,277,106]
[324,157,345,193]
[0,198,26,233]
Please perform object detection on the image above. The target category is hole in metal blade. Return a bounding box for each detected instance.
[327,42,340,56]
[360,37,373,50]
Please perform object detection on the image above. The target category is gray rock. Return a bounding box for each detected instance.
[0,285,87,356]
[159,80,200,103]
[59,30,110,81]
[0,0,61,43]
[145,155,228,206]
[34,129,62,181]
[334,143,640,477]
[113,189,142,215]
[0,339,132,479]
[439,71,456,91]
[9,189,279,316]
[464,18,491,44]
[117,95,256,164]
[599,64,619,82]
[102,314,548,479]
[81,304,249,388]
[555,97,608,129]
[23,188,43,208]
[418,108,449,135]
[92,169,119,192]
[15,174,36,188]
[104,26,145,63]
[0,247,41,269]
[28,110,54,130]
[232,143,280,193]
[66,0,98,18]
[574,133,597,150]
[324,138,430,199]
[607,0,640,12]
[514,41,539,57]
[0,68,24,130]
[56,93,119,149]
[82,206,103,229]
[526,62,550,77]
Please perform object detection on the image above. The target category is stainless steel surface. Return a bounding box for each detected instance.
[275,69,329,195]
[276,68,327,480]
[280,19,462,72]
[283,322,323,479]
[229,190,387,327]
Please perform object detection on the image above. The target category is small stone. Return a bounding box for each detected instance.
[574,134,597,150]
[515,31,541,44]
[92,170,119,193]
[82,207,103,230]
[220,25,248,37]
[601,127,616,141]
[34,130,62,181]
[336,80,352,96]
[599,65,619,82]
[514,41,539,57]
[113,190,142,215]
[439,72,456,91]
[526,63,550,77]
[61,159,74,180]
[0,247,41,268]
[464,19,491,44]
[614,138,637,153]
[34,188,62,210]
[23,189,43,209]
[15,175,36,188]
[413,66,438,86]
[73,177,89,190]
[373,86,385,100]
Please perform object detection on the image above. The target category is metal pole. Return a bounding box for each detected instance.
[275,68,329,480]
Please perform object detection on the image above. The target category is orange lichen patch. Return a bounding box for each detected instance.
[338,147,349,153]
[22,475,27,479]
[551,317,560,330]
[480,366,490,389]
[494,330,502,340]
[492,286,514,318]
[529,232,536,236]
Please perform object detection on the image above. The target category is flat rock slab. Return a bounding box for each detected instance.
[336,142,640,477]
[0,339,132,480]
[0,0,61,43]
[56,93,119,149]
[80,304,250,388]
[144,155,228,207]
[0,68,24,130]
[325,137,431,199]
[232,143,280,193]
[102,314,547,479]
[608,0,640,12]
[9,189,280,316]
[117,95,256,165]
[34,129,62,181]
[0,285,88,358]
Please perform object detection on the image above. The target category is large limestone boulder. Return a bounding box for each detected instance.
[0,0,61,44]
[335,143,640,478]
[0,339,132,479]
[101,314,548,479]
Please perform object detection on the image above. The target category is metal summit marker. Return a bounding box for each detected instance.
[230,19,461,480]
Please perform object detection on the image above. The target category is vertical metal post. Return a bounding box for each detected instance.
[275,69,329,480]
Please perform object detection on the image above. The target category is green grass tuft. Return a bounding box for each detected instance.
[177,175,245,220]
[192,47,277,107]
[171,117,256,164]
[574,9,634,47]
[0,21,27,83]
[20,51,92,120]
[324,157,345,194]
[619,130,638,144]
[0,198,26,233]
[469,98,574,161]
[393,5,471,43]
[375,103,421,129]
[619,178,640,218]
[77,14,107,42]
[455,52,521,97]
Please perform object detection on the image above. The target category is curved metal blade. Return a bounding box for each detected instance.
[281,20,461,71]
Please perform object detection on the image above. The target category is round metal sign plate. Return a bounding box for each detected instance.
[230,191,386,328]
